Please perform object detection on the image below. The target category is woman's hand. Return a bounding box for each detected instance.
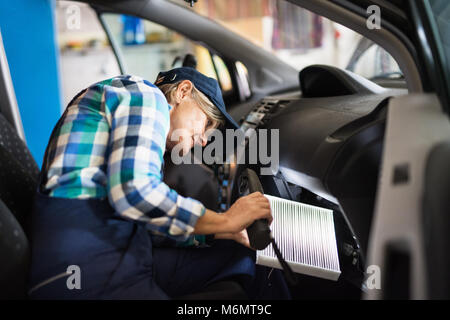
[222,192,272,234]
[193,192,272,237]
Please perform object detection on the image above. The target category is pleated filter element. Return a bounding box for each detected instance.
[256,195,341,281]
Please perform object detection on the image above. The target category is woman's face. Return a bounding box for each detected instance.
[166,80,214,156]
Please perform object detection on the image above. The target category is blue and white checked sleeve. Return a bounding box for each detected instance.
[104,77,206,242]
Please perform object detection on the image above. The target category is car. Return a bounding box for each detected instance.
[0,0,449,300]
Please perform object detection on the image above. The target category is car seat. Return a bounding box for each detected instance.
[0,113,40,235]
[0,112,39,299]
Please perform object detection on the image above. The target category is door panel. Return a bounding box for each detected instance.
[365,94,450,299]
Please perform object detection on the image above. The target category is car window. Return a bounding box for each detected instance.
[428,0,450,85]
[57,1,240,107]
[350,40,402,80]
[100,13,227,90]
[56,1,121,108]
[168,0,403,83]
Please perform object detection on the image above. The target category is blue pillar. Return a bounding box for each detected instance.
[0,0,62,167]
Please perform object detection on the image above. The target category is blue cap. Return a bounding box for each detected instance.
[155,67,239,129]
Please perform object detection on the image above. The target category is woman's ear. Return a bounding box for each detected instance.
[175,80,194,103]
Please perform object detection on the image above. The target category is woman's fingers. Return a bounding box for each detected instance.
[224,192,274,233]
[246,193,270,205]
[252,206,273,224]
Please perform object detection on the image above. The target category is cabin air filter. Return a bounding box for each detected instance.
[256,195,341,281]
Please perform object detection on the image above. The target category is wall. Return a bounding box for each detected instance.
[56,1,120,107]
[0,0,62,167]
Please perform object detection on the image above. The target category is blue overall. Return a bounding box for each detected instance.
[28,193,291,299]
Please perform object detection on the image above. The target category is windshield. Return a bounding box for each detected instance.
[168,0,402,81]
[428,1,450,79]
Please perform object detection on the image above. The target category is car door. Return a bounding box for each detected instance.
[355,0,450,299]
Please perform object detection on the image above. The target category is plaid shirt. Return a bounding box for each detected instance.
[41,75,206,243]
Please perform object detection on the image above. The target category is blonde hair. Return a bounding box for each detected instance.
[157,81,225,129]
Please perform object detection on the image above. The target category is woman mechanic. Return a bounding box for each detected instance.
[28,67,290,299]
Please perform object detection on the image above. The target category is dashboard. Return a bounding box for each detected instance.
[225,65,406,249]
[164,65,407,292]
[226,66,407,287]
